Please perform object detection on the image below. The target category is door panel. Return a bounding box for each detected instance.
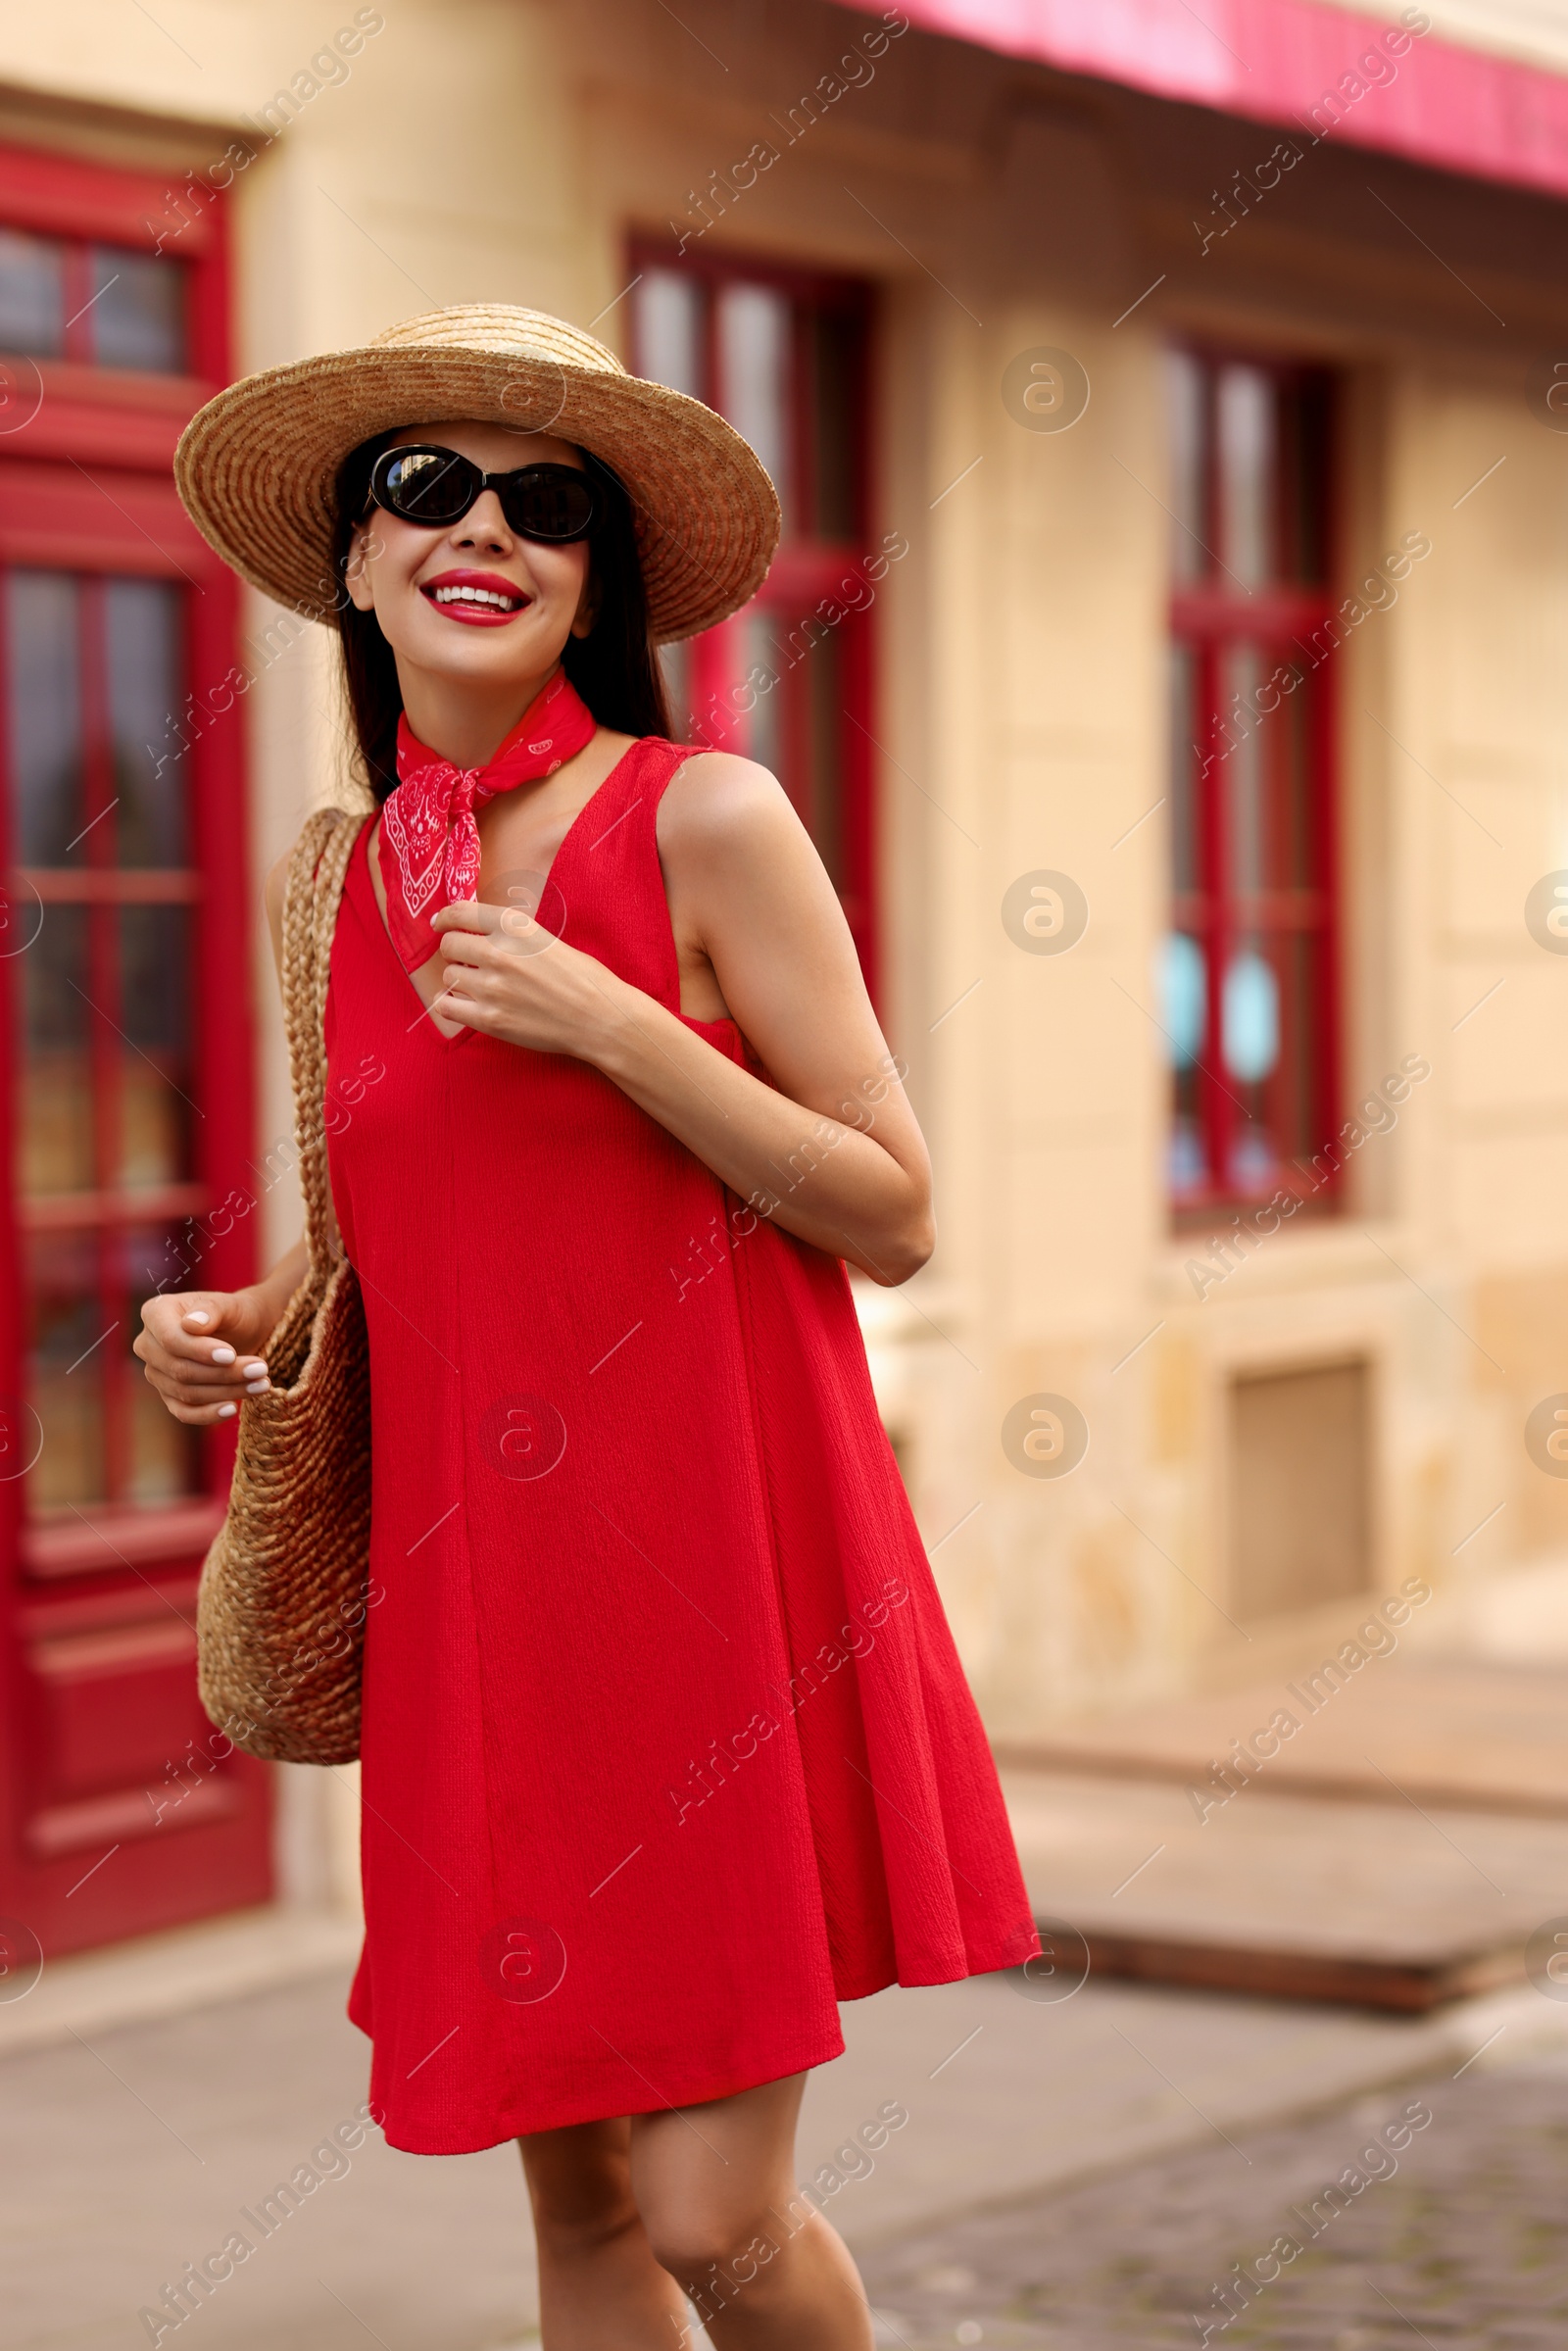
[0,147,270,1959]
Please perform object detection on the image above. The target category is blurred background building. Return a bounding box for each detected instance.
[1,0,1566,1985]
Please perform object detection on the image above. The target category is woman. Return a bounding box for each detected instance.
[137,309,1037,2349]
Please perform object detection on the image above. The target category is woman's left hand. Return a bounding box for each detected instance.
[430,900,628,1058]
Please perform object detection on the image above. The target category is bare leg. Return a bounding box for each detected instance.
[519,2116,690,2349]
[632,2074,874,2349]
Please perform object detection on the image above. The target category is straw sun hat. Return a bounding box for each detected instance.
[173,305,782,643]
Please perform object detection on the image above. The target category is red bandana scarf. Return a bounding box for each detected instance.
[377,667,597,973]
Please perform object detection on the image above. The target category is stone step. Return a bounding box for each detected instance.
[1002,1761,1568,2011]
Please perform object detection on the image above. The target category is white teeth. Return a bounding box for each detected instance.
[430,584,522,610]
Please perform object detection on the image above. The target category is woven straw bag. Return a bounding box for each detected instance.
[196,808,373,1764]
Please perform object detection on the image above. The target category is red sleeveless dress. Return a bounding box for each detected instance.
[324,736,1038,2156]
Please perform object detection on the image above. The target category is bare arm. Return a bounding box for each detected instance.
[433,754,935,1284]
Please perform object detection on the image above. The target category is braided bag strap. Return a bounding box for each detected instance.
[195,804,373,1764]
[279,808,366,1271]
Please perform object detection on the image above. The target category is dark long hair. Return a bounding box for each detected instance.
[330,434,674,801]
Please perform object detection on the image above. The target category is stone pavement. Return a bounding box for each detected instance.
[7,1949,1565,2351]
[859,2046,1568,2349]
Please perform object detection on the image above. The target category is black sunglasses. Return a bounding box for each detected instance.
[368,446,599,541]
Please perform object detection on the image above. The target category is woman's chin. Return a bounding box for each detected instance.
[397,612,572,681]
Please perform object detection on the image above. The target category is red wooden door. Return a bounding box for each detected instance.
[0,143,270,1962]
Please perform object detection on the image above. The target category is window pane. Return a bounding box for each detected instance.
[1166,349,1333,1213]
[89,245,185,372]
[1224,643,1268,896]
[636,269,704,397]
[1169,644,1200,894]
[0,226,64,357]
[106,578,185,864]
[717,283,791,523]
[1280,930,1319,1163]
[1222,943,1281,1088]
[1166,350,1206,583]
[808,309,858,541]
[638,256,872,982]
[1216,365,1274,588]
[729,607,846,887]
[1162,932,1209,1198]
[8,571,85,863]
[1280,374,1331,586]
[122,1225,201,1501]
[28,1233,107,1510]
[805,625,845,892]
[120,906,193,1187]
[736,609,783,779]
[1279,674,1314,888]
[1223,937,1282,1194]
[20,905,94,1195]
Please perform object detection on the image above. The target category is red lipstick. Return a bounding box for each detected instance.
[420,567,532,627]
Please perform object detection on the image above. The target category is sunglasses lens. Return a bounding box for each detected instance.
[504,469,597,541]
[369,452,598,538]
[377,448,479,523]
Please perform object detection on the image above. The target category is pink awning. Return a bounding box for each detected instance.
[840,1,1568,203]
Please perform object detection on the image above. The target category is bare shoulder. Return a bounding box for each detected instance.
[657,750,808,869]
[656,748,852,978]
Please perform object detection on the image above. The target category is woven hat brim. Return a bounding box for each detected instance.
[173,346,782,643]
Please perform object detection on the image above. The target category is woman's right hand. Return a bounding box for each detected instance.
[134,1289,277,1424]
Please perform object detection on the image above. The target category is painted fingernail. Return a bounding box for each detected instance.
[185,1309,211,1326]
[245,1379,270,1396]
[211,1345,236,1365]
[241,1361,267,1378]
[217,1402,238,1419]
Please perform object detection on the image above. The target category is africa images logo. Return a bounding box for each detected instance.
[482,1395,568,1481]
[1002,1395,1090,1479]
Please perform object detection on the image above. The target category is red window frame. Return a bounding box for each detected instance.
[1167,345,1341,1223]
[626,237,880,996]
[0,139,269,1957]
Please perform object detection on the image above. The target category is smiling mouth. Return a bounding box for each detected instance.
[421,578,532,623]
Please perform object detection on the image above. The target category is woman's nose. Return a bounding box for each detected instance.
[451,490,514,552]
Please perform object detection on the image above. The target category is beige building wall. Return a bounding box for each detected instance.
[1314,0,1568,73]
[2,0,1566,1829]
